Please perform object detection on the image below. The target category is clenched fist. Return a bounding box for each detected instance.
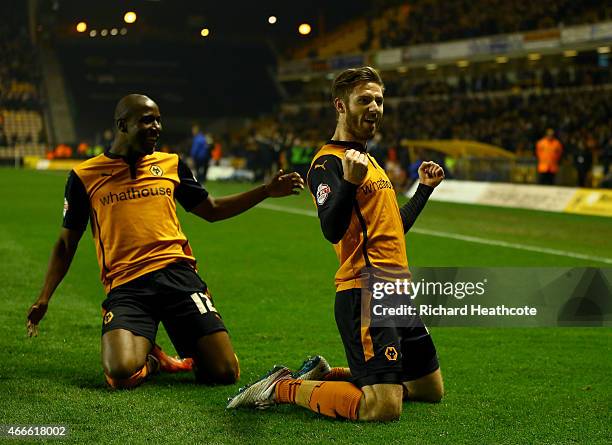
[418,161,445,188]
[342,149,369,185]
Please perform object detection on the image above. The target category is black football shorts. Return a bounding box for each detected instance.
[101,262,227,358]
[335,288,439,387]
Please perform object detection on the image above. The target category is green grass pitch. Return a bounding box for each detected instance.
[1,168,610,444]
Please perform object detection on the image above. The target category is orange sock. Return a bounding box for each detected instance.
[324,367,352,381]
[105,356,158,389]
[276,379,302,403]
[276,379,362,420]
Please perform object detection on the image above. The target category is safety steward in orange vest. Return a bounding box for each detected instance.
[536,128,563,185]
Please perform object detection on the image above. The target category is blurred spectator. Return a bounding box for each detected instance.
[244,134,260,181]
[46,143,72,159]
[573,143,592,187]
[87,144,104,158]
[289,137,315,181]
[211,140,223,165]
[254,132,276,181]
[190,124,210,183]
[384,146,408,189]
[536,128,563,185]
[368,132,387,164]
[77,141,89,158]
[102,129,114,151]
[601,137,612,176]
[409,158,424,183]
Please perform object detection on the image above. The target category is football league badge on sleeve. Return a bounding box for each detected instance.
[316,183,331,205]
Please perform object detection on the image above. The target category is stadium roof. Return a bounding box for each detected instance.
[40,0,369,49]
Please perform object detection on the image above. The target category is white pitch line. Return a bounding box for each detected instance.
[257,202,612,265]
[259,203,318,217]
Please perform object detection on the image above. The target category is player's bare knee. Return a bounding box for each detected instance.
[410,385,444,403]
[424,376,444,403]
[404,370,444,403]
[214,362,239,384]
[433,385,444,403]
[424,387,444,403]
[217,354,240,384]
[195,357,239,385]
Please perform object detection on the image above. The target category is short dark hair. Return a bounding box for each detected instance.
[331,66,384,103]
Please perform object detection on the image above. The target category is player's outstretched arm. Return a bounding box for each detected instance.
[399,161,444,233]
[191,170,304,222]
[27,228,83,337]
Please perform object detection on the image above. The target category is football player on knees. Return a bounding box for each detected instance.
[27,94,304,390]
[227,67,444,420]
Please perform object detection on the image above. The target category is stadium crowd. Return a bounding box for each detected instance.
[391,90,611,155]
[279,78,611,151]
[370,0,610,50]
[286,64,611,103]
[229,83,611,187]
[271,57,612,186]
[384,65,611,98]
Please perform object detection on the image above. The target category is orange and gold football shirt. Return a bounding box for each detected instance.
[63,151,207,293]
[307,141,408,291]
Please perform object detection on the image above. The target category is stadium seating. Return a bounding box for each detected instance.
[291,0,611,58]
[0,2,46,158]
[1,110,44,144]
[375,0,610,49]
